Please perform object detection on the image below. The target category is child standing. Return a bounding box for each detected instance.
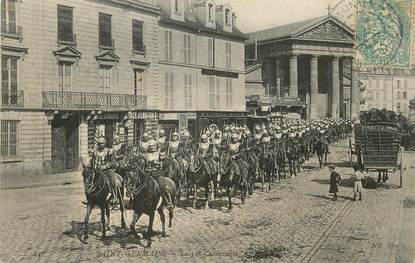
[329,164,341,201]
[352,165,365,201]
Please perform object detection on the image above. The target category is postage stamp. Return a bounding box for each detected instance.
[356,0,412,67]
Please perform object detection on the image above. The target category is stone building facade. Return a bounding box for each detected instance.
[359,67,415,116]
[245,16,359,120]
[156,0,247,137]
[1,0,160,176]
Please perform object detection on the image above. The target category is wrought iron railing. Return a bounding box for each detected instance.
[1,91,24,107]
[42,91,146,110]
[1,25,23,39]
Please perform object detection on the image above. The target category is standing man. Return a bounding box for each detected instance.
[328,164,341,201]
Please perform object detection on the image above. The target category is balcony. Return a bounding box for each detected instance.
[42,91,146,110]
[1,91,24,108]
[1,25,23,40]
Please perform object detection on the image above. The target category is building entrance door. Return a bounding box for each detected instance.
[51,115,79,172]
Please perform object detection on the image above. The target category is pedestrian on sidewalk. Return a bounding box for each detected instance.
[352,165,365,201]
[328,164,341,201]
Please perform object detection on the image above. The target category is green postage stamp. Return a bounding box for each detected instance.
[356,0,412,67]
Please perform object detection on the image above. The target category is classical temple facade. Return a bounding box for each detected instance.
[245,15,359,120]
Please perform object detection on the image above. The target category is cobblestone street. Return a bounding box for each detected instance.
[0,141,413,263]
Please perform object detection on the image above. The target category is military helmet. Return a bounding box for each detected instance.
[172,132,179,137]
[97,137,106,144]
[201,134,208,140]
[159,129,166,136]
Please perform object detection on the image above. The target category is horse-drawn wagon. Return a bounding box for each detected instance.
[349,110,404,188]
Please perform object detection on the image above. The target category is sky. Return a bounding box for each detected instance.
[215,0,340,33]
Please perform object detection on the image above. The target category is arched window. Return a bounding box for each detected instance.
[225,9,230,24]
[174,0,180,13]
[208,3,213,21]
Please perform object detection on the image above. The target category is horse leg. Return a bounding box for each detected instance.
[146,211,155,248]
[105,202,111,231]
[83,204,93,243]
[168,206,174,228]
[240,183,246,205]
[130,211,142,238]
[261,169,265,192]
[226,186,233,210]
[204,184,210,209]
[115,186,126,229]
[157,208,166,237]
[209,180,215,201]
[100,206,106,239]
[193,184,198,208]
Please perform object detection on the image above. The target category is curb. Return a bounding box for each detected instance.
[0,178,83,190]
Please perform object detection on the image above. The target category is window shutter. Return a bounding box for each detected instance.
[170,73,174,109]
[169,31,173,62]
[216,78,220,109]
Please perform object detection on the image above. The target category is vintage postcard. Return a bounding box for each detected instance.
[0,0,414,262]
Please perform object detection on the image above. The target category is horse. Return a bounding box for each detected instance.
[218,151,248,210]
[187,151,216,209]
[314,138,329,168]
[273,141,286,180]
[258,145,275,191]
[81,158,126,243]
[286,139,300,178]
[160,156,185,201]
[125,166,176,248]
[244,149,260,195]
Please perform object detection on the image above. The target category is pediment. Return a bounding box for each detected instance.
[53,46,81,59]
[295,19,354,42]
[96,50,120,63]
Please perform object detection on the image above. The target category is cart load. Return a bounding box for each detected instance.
[354,122,402,169]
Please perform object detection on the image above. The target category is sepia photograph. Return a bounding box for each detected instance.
[0,0,414,262]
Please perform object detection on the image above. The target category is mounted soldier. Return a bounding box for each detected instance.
[139,132,151,155]
[94,136,119,205]
[146,139,160,170]
[158,129,168,154]
[226,133,249,187]
[198,133,217,177]
[167,132,187,178]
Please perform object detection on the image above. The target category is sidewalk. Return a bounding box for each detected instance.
[0,170,83,190]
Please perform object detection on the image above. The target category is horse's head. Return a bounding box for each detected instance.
[82,165,94,187]
[188,151,198,173]
[125,170,136,198]
[218,151,231,175]
[125,166,146,198]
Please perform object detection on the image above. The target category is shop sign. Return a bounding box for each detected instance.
[96,113,120,120]
[130,111,158,120]
[201,69,239,79]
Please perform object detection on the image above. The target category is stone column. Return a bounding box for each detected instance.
[350,60,360,119]
[331,57,340,119]
[289,55,298,97]
[310,55,319,119]
[275,57,283,97]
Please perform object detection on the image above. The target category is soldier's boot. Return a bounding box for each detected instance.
[353,193,357,201]
[359,193,362,201]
